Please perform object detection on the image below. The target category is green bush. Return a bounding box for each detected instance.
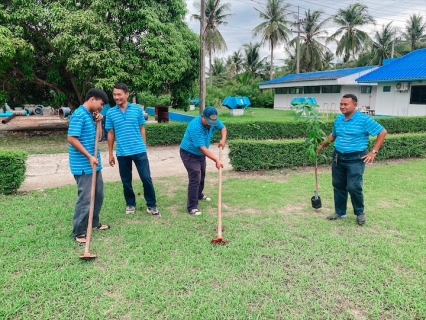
[145,123,187,145]
[144,116,426,146]
[0,150,27,194]
[229,133,426,171]
[375,116,426,133]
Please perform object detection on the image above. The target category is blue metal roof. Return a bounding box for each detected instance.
[357,48,426,83]
[260,66,376,85]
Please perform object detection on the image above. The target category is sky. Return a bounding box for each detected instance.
[184,0,426,66]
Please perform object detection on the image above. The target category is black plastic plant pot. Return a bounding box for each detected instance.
[311,196,322,209]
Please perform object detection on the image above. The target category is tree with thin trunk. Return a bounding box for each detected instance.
[193,0,233,86]
[404,14,426,51]
[252,0,291,80]
[242,42,267,78]
[328,3,375,67]
[288,10,331,72]
[371,22,396,65]
[231,50,243,76]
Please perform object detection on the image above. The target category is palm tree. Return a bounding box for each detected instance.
[371,22,396,65]
[231,50,243,76]
[404,14,426,51]
[328,3,375,67]
[242,42,267,78]
[192,0,233,86]
[354,23,397,67]
[252,0,291,80]
[288,10,331,72]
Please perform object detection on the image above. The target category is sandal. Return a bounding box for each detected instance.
[74,235,87,244]
[93,224,110,230]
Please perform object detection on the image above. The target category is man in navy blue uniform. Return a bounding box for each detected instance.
[317,94,387,225]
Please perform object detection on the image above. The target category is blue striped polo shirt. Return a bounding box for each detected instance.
[105,103,146,156]
[180,115,225,156]
[68,106,102,175]
[332,111,384,153]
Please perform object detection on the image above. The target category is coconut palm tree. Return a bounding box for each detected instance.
[252,0,291,80]
[328,3,375,67]
[242,42,267,78]
[192,0,233,86]
[231,50,243,76]
[354,23,397,67]
[288,10,331,72]
[371,22,396,65]
[404,14,426,51]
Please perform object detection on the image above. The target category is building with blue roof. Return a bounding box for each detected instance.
[356,48,426,116]
[259,66,377,113]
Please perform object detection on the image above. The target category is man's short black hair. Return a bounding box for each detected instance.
[114,82,129,93]
[342,93,358,103]
[84,88,108,104]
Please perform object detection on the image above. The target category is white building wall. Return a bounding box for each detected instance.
[375,81,426,116]
[273,85,377,113]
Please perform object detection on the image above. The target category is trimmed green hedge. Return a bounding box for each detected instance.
[0,150,27,194]
[228,133,426,171]
[145,116,426,146]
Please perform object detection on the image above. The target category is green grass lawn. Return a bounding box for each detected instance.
[173,106,298,123]
[1,159,425,319]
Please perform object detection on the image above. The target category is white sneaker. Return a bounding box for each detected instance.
[126,206,135,214]
[189,209,202,216]
[201,196,211,201]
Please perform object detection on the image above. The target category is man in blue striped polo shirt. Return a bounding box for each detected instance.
[180,106,227,215]
[106,83,160,217]
[317,94,387,225]
[68,88,110,243]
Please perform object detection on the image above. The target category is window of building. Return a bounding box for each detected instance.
[410,86,426,104]
[289,87,304,94]
[383,86,391,92]
[275,88,288,94]
[321,85,341,93]
[304,86,321,94]
[361,86,372,94]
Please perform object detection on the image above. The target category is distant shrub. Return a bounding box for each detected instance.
[229,133,426,171]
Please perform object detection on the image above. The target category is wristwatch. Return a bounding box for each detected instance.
[372,149,378,154]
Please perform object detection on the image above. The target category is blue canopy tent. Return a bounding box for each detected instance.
[189,98,200,106]
[222,96,251,109]
[290,97,317,106]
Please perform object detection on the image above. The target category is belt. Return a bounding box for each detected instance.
[335,150,365,156]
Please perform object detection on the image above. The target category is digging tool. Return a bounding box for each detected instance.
[80,120,101,260]
[311,152,322,209]
[211,147,226,245]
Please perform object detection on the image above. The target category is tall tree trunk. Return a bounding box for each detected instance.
[199,0,206,113]
[209,48,213,86]
[270,41,274,80]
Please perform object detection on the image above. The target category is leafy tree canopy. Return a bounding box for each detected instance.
[0,0,199,108]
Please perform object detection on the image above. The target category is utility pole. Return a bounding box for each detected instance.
[291,6,305,74]
[391,37,400,59]
[199,0,206,113]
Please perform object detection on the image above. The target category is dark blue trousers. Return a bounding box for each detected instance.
[117,152,157,208]
[180,148,206,212]
[332,150,366,216]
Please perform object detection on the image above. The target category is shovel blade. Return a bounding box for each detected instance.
[211,237,226,245]
[79,252,98,260]
[311,196,322,209]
